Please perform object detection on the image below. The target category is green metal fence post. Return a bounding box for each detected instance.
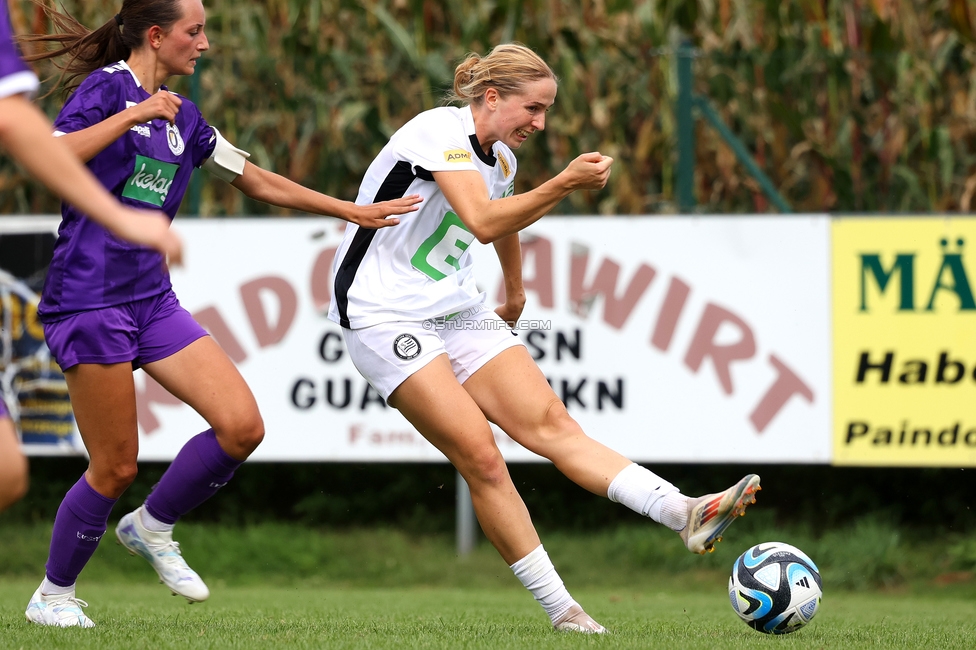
[694,97,792,213]
[676,40,696,213]
[186,62,202,217]
[674,38,791,214]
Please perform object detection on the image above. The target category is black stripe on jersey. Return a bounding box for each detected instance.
[334,160,417,328]
[469,134,496,166]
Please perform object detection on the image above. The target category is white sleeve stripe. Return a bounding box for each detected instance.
[0,71,40,100]
[201,127,250,182]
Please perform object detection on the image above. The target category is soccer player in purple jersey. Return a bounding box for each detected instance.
[18,0,420,629]
[1,3,183,519]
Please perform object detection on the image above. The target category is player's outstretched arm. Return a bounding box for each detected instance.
[0,94,183,265]
[434,152,613,244]
[230,160,421,228]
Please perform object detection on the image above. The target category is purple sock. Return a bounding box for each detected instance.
[45,475,117,587]
[144,429,242,524]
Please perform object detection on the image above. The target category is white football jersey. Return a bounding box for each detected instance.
[328,105,517,329]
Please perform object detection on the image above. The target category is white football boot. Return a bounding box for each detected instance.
[553,604,607,634]
[25,584,95,628]
[115,507,210,602]
[680,474,761,554]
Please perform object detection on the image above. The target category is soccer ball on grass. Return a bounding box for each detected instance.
[728,541,822,634]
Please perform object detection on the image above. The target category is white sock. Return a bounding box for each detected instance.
[658,492,690,531]
[40,577,75,596]
[140,507,174,534]
[607,463,688,530]
[510,544,576,624]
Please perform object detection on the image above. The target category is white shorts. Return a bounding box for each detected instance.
[341,304,525,400]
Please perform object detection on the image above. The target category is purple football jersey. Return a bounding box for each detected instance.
[39,61,217,319]
[0,4,39,99]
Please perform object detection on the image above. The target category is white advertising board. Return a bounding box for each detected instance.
[126,215,832,463]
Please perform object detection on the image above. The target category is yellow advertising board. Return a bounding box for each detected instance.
[833,217,976,466]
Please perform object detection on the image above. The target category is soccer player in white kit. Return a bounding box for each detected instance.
[329,43,762,633]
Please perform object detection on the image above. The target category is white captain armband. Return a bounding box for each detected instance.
[202,127,251,182]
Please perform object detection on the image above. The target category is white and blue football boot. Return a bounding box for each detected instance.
[25,584,95,628]
[115,507,210,602]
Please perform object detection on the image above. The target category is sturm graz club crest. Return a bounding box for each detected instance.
[393,334,421,360]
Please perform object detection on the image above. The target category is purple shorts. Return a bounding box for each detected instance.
[43,290,208,371]
[0,397,8,418]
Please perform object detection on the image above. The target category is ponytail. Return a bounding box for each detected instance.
[18,0,182,97]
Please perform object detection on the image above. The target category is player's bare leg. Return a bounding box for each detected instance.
[0,416,28,512]
[389,354,604,633]
[144,336,264,462]
[27,362,139,628]
[465,345,760,554]
[64,363,141,500]
[389,355,539,564]
[115,336,264,602]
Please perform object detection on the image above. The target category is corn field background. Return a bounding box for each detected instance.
[4,0,976,217]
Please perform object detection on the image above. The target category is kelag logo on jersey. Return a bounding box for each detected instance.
[122,155,177,207]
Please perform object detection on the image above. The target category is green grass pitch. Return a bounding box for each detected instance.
[2,579,975,649]
[2,520,975,648]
